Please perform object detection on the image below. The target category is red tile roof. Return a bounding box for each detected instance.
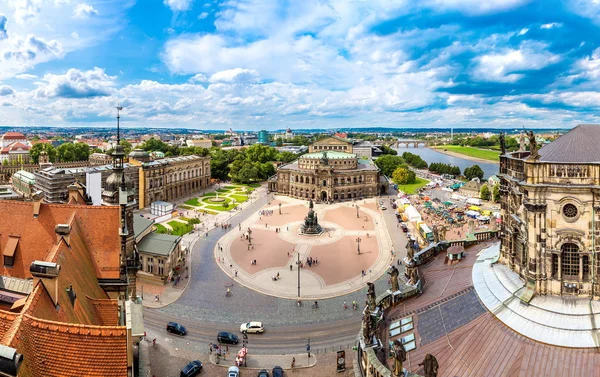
[0,201,121,279]
[15,315,127,377]
[1,132,26,140]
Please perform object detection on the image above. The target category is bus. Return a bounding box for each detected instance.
[418,223,434,243]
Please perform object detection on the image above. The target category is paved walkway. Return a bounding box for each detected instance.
[208,353,318,369]
[214,195,395,299]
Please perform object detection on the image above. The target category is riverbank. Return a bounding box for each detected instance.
[431,146,500,165]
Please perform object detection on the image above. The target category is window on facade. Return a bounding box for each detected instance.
[583,255,590,280]
[561,243,579,278]
[158,260,164,276]
[563,204,578,219]
[552,254,558,278]
[147,257,154,274]
[4,256,13,267]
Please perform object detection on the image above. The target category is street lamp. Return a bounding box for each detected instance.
[356,205,359,218]
[248,228,253,244]
[296,252,301,299]
[279,203,282,215]
[356,237,362,254]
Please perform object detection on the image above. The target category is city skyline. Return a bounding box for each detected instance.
[1,0,600,130]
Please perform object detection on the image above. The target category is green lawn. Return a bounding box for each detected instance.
[184,198,201,206]
[433,145,500,162]
[155,223,168,234]
[167,220,194,236]
[395,177,430,195]
[179,217,192,222]
[223,186,236,190]
[202,192,217,197]
[205,204,238,212]
[216,188,231,193]
[201,197,232,205]
[178,205,194,210]
[230,194,248,203]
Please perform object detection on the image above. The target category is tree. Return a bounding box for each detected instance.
[374,155,404,177]
[29,143,57,164]
[222,202,230,209]
[276,151,299,163]
[480,184,490,200]
[275,138,283,147]
[492,183,500,202]
[464,164,484,180]
[187,218,201,225]
[57,143,90,162]
[2,159,7,166]
[401,152,428,169]
[392,165,416,184]
[380,145,398,155]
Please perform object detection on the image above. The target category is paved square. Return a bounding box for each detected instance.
[216,196,395,299]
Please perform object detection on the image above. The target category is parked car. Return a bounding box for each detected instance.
[272,366,284,377]
[381,206,387,210]
[240,322,264,334]
[258,370,270,377]
[218,331,239,344]
[228,366,240,377]
[400,223,408,232]
[180,360,202,377]
[167,322,187,336]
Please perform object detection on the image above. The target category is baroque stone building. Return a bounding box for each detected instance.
[499,125,600,297]
[269,136,383,201]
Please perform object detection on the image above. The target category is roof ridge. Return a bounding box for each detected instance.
[23,314,127,333]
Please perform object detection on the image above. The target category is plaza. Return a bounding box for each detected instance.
[215,196,395,299]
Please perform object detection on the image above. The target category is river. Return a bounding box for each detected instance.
[393,145,499,179]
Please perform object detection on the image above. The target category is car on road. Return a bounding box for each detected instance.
[257,369,270,377]
[228,366,240,377]
[381,206,387,210]
[272,366,284,377]
[218,331,239,344]
[240,322,264,334]
[167,322,187,336]
[180,360,202,377]
[400,223,408,232]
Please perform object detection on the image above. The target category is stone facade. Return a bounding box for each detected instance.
[499,125,600,298]
[270,138,383,201]
[130,152,211,208]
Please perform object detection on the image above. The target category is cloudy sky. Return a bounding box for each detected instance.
[1,0,600,130]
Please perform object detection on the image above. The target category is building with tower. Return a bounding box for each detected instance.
[499,125,600,298]
[268,136,384,201]
[101,106,139,300]
[0,132,31,165]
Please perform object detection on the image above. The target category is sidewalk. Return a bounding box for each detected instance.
[208,353,317,370]
[137,185,268,309]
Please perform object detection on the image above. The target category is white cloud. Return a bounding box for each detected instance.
[424,0,529,15]
[34,67,116,98]
[517,28,528,35]
[13,0,41,25]
[73,3,98,19]
[208,68,260,83]
[0,34,63,78]
[188,73,207,82]
[71,31,79,39]
[16,73,37,80]
[472,43,560,83]
[0,85,14,96]
[198,12,208,19]
[540,22,562,29]
[164,0,193,12]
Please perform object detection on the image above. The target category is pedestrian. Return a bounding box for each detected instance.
[290,264,293,271]
[292,357,296,372]
[209,343,213,354]
[344,300,348,310]
[235,270,238,277]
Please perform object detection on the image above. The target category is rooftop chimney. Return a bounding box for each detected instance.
[54,224,71,246]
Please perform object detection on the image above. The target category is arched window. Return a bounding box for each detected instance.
[561,243,580,278]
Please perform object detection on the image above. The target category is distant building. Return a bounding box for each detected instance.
[334,132,348,139]
[11,170,36,198]
[243,134,258,145]
[460,178,482,198]
[89,152,112,166]
[352,141,374,159]
[258,130,269,144]
[0,131,30,164]
[137,232,183,283]
[274,128,294,141]
[186,139,212,149]
[269,136,384,201]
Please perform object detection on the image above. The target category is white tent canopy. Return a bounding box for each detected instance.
[405,205,422,222]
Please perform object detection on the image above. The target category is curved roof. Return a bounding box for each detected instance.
[301,151,356,159]
[539,124,600,163]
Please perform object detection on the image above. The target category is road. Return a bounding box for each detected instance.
[143,186,404,375]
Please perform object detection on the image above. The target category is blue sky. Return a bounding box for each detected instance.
[1,0,600,130]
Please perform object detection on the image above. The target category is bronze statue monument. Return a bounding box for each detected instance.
[300,199,323,235]
[418,353,439,377]
[432,226,439,244]
[406,238,415,260]
[392,339,407,377]
[406,264,419,285]
[367,282,376,311]
[388,265,400,292]
[362,310,373,343]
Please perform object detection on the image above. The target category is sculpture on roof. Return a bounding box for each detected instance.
[528,130,539,159]
[321,151,329,166]
[419,353,439,377]
[366,282,376,310]
[392,339,407,377]
[388,265,400,292]
[499,132,506,155]
[406,238,415,259]
[519,132,525,151]
[362,309,373,343]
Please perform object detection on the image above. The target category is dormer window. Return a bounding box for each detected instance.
[3,236,19,267]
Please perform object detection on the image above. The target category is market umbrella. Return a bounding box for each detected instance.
[444,201,453,206]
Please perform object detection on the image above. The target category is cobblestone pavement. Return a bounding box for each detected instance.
[416,290,486,345]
